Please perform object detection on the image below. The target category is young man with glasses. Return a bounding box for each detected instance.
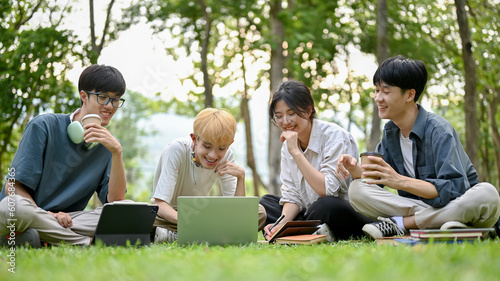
[0,65,127,247]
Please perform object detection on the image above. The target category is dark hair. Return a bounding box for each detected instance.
[78,65,126,105]
[269,80,316,123]
[373,55,428,102]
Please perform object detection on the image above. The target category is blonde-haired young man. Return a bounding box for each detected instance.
[152,108,266,243]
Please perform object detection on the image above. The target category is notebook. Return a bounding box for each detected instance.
[177,196,259,245]
[93,202,159,246]
[267,220,322,243]
[275,234,327,245]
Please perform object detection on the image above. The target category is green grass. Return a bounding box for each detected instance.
[1,239,499,281]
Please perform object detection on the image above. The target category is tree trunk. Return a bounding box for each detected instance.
[369,0,388,151]
[88,0,116,207]
[487,89,500,191]
[89,0,97,64]
[238,28,269,196]
[455,0,479,174]
[241,88,269,197]
[479,101,491,184]
[198,0,213,108]
[89,0,116,64]
[268,0,285,195]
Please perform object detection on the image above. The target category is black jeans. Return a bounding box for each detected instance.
[259,194,375,240]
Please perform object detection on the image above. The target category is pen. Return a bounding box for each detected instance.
[269,214,285,232]
[264,214,285,241]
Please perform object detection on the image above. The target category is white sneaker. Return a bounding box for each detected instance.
[313,223,335,242]
[440,221,468,230]
[154,227,178,243]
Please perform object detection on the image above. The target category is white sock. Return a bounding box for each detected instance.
[392,216,406,231]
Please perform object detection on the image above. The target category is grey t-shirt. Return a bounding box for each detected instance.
[0,113,112,212]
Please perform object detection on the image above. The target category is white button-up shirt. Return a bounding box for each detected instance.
[279,119,358,211]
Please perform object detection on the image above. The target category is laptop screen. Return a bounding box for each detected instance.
[177,196,258,245]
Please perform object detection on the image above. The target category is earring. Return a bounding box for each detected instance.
[192,151,200,167]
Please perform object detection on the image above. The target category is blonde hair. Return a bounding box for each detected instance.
[193,108,236,146]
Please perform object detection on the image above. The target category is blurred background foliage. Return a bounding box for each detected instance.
[1,0,499,202]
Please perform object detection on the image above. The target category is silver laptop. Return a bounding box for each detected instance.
[177,196,259,245]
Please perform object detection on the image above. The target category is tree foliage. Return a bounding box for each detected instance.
[121,0,272,194]
[346,0,500,183]
[0,0,79,179]
[2,0,499,191]
[264,0,500,184]
[121,0,265,114]
[105,91,159,201]
[468,0,500,185]
[87,0,118,64]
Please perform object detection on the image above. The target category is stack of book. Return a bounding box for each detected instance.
[262,220,327,245]
[375,228,494,245]
[408,228,492,242]
[389,228,494,245]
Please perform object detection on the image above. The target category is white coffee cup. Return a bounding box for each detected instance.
[81,114,102,126]
[81,114,102,149]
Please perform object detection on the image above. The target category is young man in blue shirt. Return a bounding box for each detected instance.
[0,65,127,247]
[336,55,500,238]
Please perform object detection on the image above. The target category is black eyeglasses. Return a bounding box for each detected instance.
[85,91,125,108]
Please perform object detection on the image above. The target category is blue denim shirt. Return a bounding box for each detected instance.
[376,104,478,208]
